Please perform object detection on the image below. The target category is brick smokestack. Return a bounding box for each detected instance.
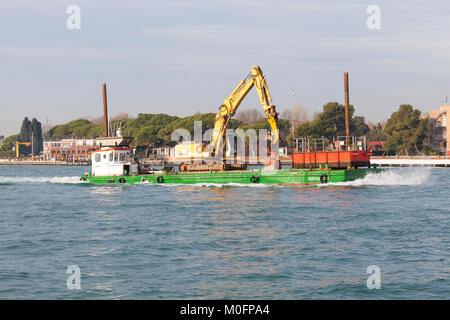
[102,83,109,137]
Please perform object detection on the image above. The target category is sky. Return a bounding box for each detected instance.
[1,0,449,136]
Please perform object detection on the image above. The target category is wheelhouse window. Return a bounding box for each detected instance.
[95,154,101,162]
[119,153,126,162]
[114,152,118,162]
[109,153,113,162]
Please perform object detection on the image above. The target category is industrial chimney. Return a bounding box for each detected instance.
[344,73,350,150]
[102,83,109,137]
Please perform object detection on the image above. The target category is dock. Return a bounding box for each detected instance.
[0,159,90,166]
[0,156,293,167]
[371,156,450,167]
[3,156,449,167]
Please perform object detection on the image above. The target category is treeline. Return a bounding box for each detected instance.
[45,113,292,147]
[292,103,434,155]
[0,103,439,157]
[0,117,43,157]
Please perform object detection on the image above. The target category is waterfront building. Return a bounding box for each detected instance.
[150,146,175,159]
[43,139,100,161]
[368,141,385,155]
[428,105,450,155]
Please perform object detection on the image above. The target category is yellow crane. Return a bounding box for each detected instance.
[208,65,279,156]
[175,65,279,170]
[16,141,31,158]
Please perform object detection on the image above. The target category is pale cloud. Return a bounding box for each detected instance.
[0,45,112,59]
[1,0,450,136]
[141,22,450,67]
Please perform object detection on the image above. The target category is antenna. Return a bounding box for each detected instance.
[45,115,49,141]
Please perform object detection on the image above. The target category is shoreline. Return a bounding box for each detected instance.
[0,160,90,166]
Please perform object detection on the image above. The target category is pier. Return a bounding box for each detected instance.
[0,156,293,167]
[0,159,90,166]
[371,156,450,167]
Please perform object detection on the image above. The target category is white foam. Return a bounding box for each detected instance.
[188,182,276,188]
[138,168,432,188]
[322,168,431,187]
[148,182,277,188]
[0,176,84,184]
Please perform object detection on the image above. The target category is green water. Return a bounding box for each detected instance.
[0,165,448,299]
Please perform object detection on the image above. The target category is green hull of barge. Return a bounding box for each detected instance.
[82,168,382,185]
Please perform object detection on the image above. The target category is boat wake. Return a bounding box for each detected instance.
[138,168,431,188]
[0,176,84,184]
[144,181,279,188]
[0,168,431,187]
[322,168,431,187]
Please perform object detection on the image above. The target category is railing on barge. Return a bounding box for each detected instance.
[292,136,372,169]
[370,156,450,167]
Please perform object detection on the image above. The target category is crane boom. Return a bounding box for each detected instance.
[174,65,280,171]
[208,65,279,157]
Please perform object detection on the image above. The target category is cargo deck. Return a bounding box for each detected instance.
[82,167,381,185]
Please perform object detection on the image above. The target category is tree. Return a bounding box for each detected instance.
[19,117,31,142]
[239,118,291,147]
[352,116,370,137]
[111,112,130,121]
[290,102,372,148]
[90,112,131,123]
[123,113,180,146]
[384,104,428,155]
[49,119,103,139]
[280,104,309,127]
[157,113,243,144]
[368,122,387,141]
[135,127,159,146]
[18,117,31,155]
[30,118,43,155]
[0,134,18,152]
[293,102,352,145]
[234,109,265,125]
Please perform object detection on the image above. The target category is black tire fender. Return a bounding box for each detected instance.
[157,176,164,183]
[250,175,259,183]
[320,174,328,184]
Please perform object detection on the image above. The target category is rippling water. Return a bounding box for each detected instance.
[0,165,448,299]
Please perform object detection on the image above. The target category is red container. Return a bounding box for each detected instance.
[292,150,372,169]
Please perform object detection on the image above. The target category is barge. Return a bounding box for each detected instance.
[82,72,382,185]
[80,136,381,185]
[82,166,380,185]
